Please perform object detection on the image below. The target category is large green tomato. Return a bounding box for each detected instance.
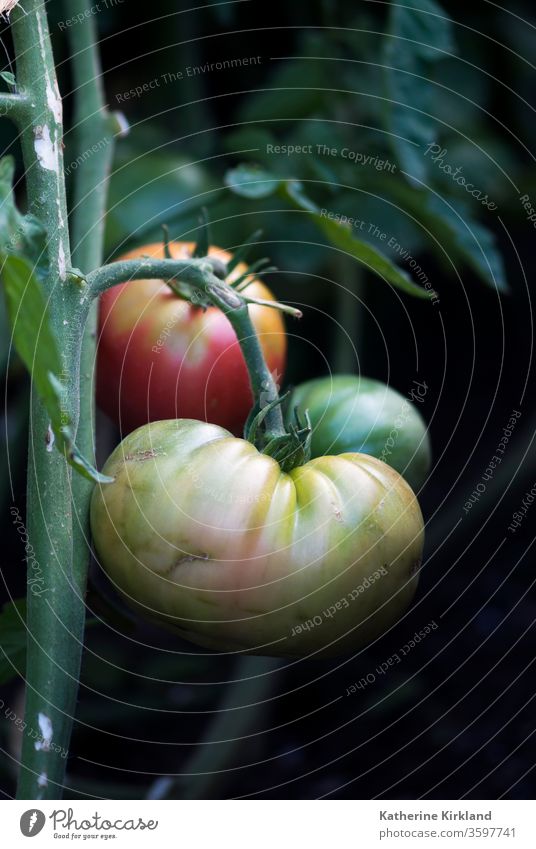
[90,419,424,657]
[287,375,431,492]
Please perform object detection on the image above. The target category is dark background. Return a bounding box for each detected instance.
[1,0,535,799]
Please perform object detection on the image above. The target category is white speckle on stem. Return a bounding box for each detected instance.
[35,17,62,124]
[45,424,55,452]
[46,78,62,125]
[34,713,53,751]
[34,125,58,172]
[58,243,66,280]
[37,771,48,788]
[112,111,130,139]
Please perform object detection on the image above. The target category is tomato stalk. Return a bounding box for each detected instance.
[8,0,123,799]
[65,0,127,699]
[10,0,78,799]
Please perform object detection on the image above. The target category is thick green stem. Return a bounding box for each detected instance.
[67,0,124,437]
[65,0,124,734]
[12,0,80,800]
[67,5,121,274]
[64,0,117,444]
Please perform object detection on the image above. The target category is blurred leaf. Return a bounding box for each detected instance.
[0,156,48,279]
[239,58,328,124]
[422,194,508,292]
[303,151,340,188]
[282,181,433,299]
[389,182,508,292]
[224,127,277,157]
[0,598,26,684]
[214,193,328,277]
[1,254,113,482]
[226,163,433,297]
[106,148,216,252]
[383,0,454,183]
[433,56,490,129]
[431,135,517,202]
[327,190,427,258]
[225,163,282,198]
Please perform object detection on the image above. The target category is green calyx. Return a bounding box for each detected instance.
[245,397,312,473]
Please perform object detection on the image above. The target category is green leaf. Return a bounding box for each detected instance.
[225,163,282,199]
[2,253,62,401]
[1,254,114,483]
[238,58,328,124]
[358,171,507,292]
[224,127,278,157]
[105,148,216,251]
[0,156,48,278]
[62,428,115,485]
[282,181,433,299]
[0,598,26,684]
[383,0,454,183]
[0,71,16,89]
[420,193,508,292]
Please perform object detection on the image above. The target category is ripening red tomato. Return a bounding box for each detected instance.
[96,242,286,434]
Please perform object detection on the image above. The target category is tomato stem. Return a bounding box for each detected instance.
[11,0,77,800]
[9,0,123,799]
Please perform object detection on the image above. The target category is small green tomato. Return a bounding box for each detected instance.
[287,375,431,491]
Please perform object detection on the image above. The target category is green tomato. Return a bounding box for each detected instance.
[90,419,424,658]
[287,375,431,492]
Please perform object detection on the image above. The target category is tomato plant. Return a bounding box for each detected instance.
[97,241,287,434]
[90,418,424,657]
[287,375,431,491]
[0,0,519,803]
